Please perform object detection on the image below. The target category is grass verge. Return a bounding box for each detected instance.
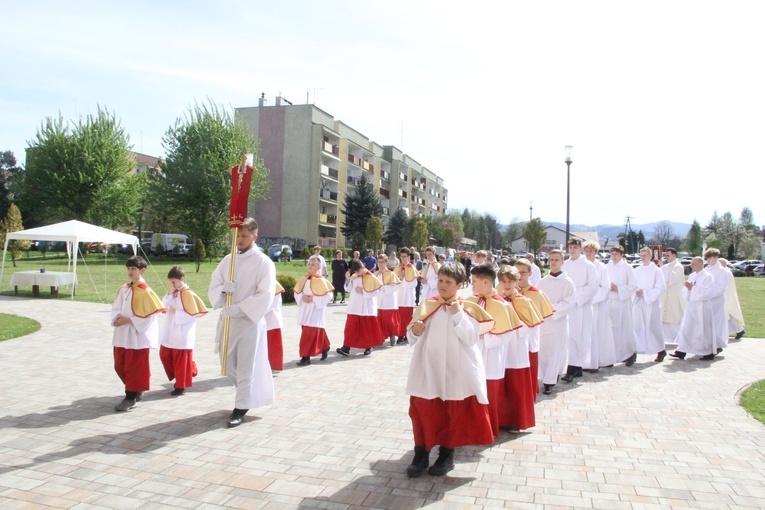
[0,313,42,342]
[740,380,765,425]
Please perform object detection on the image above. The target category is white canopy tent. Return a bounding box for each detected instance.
[1,220,139,299]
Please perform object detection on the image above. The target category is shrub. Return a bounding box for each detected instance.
[300,246,312,260]
[733,270,747,277]
[277,273,297,303]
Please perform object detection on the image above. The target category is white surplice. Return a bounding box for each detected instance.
[676,269,716,356]
[537,272,577,385]
[606,259,638,361]
[632,263,666,355]
[561,255,598,368]
[661,260,686,342]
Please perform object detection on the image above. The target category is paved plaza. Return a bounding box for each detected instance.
[1,294,764,509]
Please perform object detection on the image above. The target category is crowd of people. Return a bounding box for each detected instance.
[107,218,747,477]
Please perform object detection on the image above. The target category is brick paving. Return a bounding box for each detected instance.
[1,294,764,509]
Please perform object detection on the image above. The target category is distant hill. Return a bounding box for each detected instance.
[545,221,692,241]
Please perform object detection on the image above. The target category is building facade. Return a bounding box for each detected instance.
[236,98,448,248]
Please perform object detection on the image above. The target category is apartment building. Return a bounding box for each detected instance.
[236,98,448,248]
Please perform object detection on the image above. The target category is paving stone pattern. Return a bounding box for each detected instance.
[1,294,764,509]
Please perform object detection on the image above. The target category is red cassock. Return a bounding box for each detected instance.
[497,367,536,430]
[299,326,330,357]
[409,396,495,450]
[267,329,284,371]
[377,308,401,337]
[159,346,198,389]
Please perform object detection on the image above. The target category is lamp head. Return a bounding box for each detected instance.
[564,145,573,163]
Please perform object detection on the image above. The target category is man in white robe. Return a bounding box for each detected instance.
[583,242,615,370]
[670,257,716,360]
[537,250,577,394]
[660,248,686,343]
[605,246,639,366]
[209,218,276,427]
[633,247,666,361]
[703,248,728,354]
[719,258,745,340]
[560,239,598,382]
[526,253,542,286]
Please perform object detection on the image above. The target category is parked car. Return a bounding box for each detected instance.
[731,259,761,271]
[753,264,765,277]
[269,244,292,261]
[87,242,108,253]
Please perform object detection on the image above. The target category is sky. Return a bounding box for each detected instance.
[2,1,764,230]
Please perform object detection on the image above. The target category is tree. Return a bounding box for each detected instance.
[426,213,463,249]
[20,108,140,228]
[0,204,31,267]
[0,151,23,219]
[739,206,755,231]
[365,216,384,252]
[705,211,720,234]
[340,173,382,248]
[522,218,547,255]
[484,214,502,250]
[153,101,270,251]
[685,220,702,255]
[191,238,206,272]
[653,221,674,248]
[383,208,408,248]
[503,221,524,250]
[411,219,429,251]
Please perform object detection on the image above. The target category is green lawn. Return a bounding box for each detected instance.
[740,380,765,425]
[1,252,311,307]
[0,313,41,341]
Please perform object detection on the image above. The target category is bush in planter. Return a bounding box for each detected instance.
[277,274,297,303]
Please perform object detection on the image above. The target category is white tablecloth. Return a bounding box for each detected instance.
[10,271,77,288]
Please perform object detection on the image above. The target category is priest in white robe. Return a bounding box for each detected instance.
[209,218,276,428]
[633,247,666,361]
[670,257,716,360]
[583,242,615,370]
[560,239,598,382]
[660,248,686,343]
[605,246,639,365]
[719,259,745,340]
[703,248,728,354]
[537,250,577,395]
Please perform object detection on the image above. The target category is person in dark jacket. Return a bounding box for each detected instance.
[331,250,349,303]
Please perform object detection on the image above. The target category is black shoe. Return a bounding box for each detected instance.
[363,348,372,356]
[428,447,455,476]
[320,348,329,361]
[561,373,574,383]
[331,299,336,304]
[114,398,136,412]
[396,337,408,345]
[624,353,637,367]
[340,300,345,304]
[405,446,430,478]
[336,347,349,357]
[604,364,614,368]
[170,387,185,396]
[669,351,686,360]
[735,330,745,340]
[297,357,310,366]
[654,350,667,362]
[135,392,144,402]
[717,348,723,354]
[583,369,599,373]
[227,410,246,427]
[573,367,583,378]
[700,353,715,360]
[543,384,553,395]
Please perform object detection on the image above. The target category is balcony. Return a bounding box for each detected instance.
[320,165,339,180]
[319,189,338,202]
[362,160,373,172]
[382,207,389,216]
[399,172,408,182]
[381,170,390,181]
[347,176,360,187]
[398,189,407,198]
[319,213,338,225]
[348,154,362,167]
[318,236,336,247]
[322,141,340,156]
[379,188,390,199]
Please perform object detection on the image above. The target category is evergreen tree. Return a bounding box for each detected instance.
[340,173,382,245]
[739,206,755,230]
[0,151,23,219]
[685,219,703,257]
[1,204,31,267]
[383,208,408,248]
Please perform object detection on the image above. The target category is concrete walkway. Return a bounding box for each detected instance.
[0,294,764,509]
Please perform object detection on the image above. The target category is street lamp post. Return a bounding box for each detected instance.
[564,145,573,249]
[527,201,533,252]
